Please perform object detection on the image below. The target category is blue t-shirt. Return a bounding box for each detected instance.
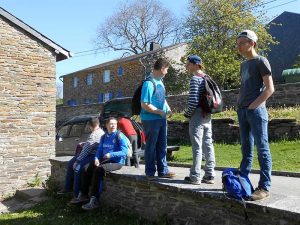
[238,56,272,108]
[140,76,167,120]
[95,131,128,165]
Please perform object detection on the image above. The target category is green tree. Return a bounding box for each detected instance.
[292,55,300,68]
[185,0,276,89]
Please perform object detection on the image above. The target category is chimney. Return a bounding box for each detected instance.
[150,42,161,51]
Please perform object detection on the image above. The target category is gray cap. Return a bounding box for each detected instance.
[238,30,258,43]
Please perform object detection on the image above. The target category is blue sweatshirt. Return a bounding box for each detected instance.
[95,130,128,165]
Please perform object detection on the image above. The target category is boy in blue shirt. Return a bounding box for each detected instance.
[141,58,175,180]
[70,117,128,210]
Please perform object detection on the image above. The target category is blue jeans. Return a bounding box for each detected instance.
[189,108,215,182]
[237,106,272,191]
[142,119,169,176]
[65,154,95,196]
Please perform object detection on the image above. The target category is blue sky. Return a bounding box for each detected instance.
[1,0,299,83]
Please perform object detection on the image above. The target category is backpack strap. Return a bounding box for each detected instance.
[145,77,156,95]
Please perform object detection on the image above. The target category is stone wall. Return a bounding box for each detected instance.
[56,103,103,127]
[57,82,300,126]
[168,82,300,112]
[168,119,300,143]
[50,157,300,225]
[0,17,56,196]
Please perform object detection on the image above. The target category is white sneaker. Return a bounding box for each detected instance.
[82,196,99,210]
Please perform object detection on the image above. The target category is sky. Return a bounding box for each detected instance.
[1,0,300,83]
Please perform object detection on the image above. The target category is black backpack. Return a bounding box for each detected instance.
[131,77,156,115]
[199,75,223,114]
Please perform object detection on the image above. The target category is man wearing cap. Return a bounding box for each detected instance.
[183,55,216,185]
[236,30,274,201]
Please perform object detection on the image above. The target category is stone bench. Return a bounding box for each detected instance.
[50,156,300,225]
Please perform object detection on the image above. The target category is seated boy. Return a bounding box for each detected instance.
[57,118,104,201]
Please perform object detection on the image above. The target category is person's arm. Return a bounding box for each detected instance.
[184,78,204,117]
[248,75,274,109]
[95,136,104,160]
[141,102,166,117]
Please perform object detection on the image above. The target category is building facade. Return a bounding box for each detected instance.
[268,11,300,83]
[0,7,71,196]
[61,43,187,106]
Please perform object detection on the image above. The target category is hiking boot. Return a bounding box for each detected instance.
[201,176,215,184]
[82,196,100,210]
[251,187,270,201]
[184,176,201,185]
[68,192,89,205]
[158,171,176,178]
[57,189,72,195]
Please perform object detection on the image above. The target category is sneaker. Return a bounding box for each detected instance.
[68,192,89,205]
[251,187,270,201]
[184,176,201,185]
[201,176,215,184]
[57,189,72,195]
[158,171,176,178]
[82,196,100,210]
[145,175,156,181]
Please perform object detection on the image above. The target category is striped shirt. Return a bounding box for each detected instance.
[76,128,104,162]
[184,75,205,118]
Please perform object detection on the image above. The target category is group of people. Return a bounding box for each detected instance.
[58,29,274,208]
[140,30,274,201]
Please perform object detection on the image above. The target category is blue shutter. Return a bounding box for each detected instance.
[109,92,113,100]
[118,66,123,76]
[98,93,104,103]
[117,91,122,98]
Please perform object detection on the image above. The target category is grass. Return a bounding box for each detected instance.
[0,196,166,225]
[170,139,300,172]
[170,106,300,123]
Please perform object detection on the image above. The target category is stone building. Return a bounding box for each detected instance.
[61,43,187,106]
[0,7,71,196]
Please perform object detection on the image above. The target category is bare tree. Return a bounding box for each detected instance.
[95,0,181,54]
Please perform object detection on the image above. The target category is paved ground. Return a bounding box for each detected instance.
[115,165,300,214]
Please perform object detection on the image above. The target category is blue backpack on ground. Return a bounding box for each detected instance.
[222,168,254,201]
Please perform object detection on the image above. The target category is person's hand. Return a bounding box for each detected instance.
[167,110,172,118]
[103,153,111,159]
[73,161,78,170]
[158,110,167,118]
[94,158,100,167]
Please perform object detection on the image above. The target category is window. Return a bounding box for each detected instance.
[83,123,92,134]
[72,77,79,88]
[58,125,71,138]
[67,99,77,106]
[69,123,85,137]
[83,98,92,104]
[86,73,93,86]
[117,66,123,76]
[103,70,110,83]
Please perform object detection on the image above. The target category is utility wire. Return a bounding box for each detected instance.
[71,0,297,58]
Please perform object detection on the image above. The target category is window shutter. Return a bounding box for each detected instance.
[109,92,113,100]
[98,93,104,103]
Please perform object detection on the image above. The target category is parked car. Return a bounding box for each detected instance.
[56,97,179,158]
